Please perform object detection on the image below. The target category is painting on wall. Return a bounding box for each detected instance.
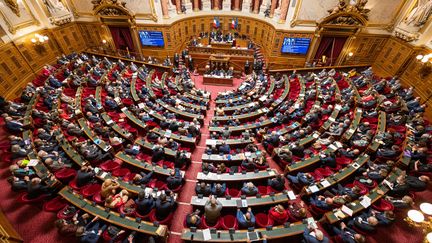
[0,0,39,33]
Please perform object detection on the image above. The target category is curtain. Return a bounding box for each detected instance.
[109,27,134,52]
[329,37,347,65]
[314,37,333,63]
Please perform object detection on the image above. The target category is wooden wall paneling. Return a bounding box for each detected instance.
[373,37,414,77]
[342,35,389,66]
[53,23,88,54]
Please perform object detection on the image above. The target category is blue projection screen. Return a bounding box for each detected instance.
[281,37,311,55]
[139,31,165,47]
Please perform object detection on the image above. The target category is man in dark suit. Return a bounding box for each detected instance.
[76,166,95,187]
[268,174,285,191]
[155,193,175,220]
[211,183,226,197]
[303,226,329,243]
[241,182,258,196]
[166,168,182,189]
[236,208,256,229]
[135,191,155,216]
[349,212,378,232]
[332,222,365,243]
[195,182,211,196]
[186,209,201,228]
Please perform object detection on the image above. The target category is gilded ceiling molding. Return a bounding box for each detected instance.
[4,0,20,17]
[0,0,39,34]
[325,0,370,23]
[92,0,132,17]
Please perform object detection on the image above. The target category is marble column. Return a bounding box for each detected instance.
[175,0,182,13]
[253,0,260,13]
[193,0,200,11]
[214,0,220,9]
[161,0,170,18]
[269,0,277,17]
[278,0,289,23]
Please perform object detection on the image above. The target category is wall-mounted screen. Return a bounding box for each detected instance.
[138,31,165,47]
[281,37,311,55]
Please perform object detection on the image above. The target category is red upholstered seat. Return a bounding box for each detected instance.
[135,208,154,220]
[112,168,130,177]
[309,204,329,217]
[43,196,68,212]
[221,215,238,230]
[92,192,104,204]
[81,184,101,198]
[255,213,273,228]
[200,216,221,229]
[57,205,78,219]
[18,192,49,203]
[123,173,136,182]
[149,210,173,225]
[354,180,377,189]
[118,205,135,217]
[55,168,77,183]
[100,160,121,172]
[257,185,268,195]
[227,188,241,197]
[148,180,168,190]
[336,157,352,166]
[69,179,84,190]
[372,199,394,212]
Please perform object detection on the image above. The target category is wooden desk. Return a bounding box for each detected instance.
[190,191,297,207]
[181,222,307,241]
[324,168,402,224]
[203,75,233,86]
[59,187,168,239]
[197,169,278,182]
[0,208,23,243]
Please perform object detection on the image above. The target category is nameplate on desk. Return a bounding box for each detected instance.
[309,185,319,193]
[106,119,114,125]
[138,103,145,109]
[352,163,360,169]
[236,199,248,208]
[312,133,319,139]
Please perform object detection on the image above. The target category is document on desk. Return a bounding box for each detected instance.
[341,205,353,216]
[138,103,145,109]
[321,180,331,188]
[309,185,319,193]
[287,190,296,200]
[28,159,39,167]
[334,210,346,219]
[247,232,259,241]
[360,196,371,208]
[328,144,338,151]
[202,228,211,241]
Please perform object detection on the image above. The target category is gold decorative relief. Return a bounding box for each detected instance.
[4,0,20,17]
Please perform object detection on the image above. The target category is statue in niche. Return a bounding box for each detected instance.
[404,0,432,27]
[4,0,20,17]
[43,0,69,15]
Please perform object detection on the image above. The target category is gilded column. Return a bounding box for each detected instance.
[194,0,200,11]
[175,0,182,13]
[278,0,289,23]
[269,0,277,17]
[253,0,259,13]
[161,0,170,18]
[234,0,241,11]
[214,0,220,10]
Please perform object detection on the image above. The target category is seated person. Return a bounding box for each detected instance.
[27,176,54,199]
[287,172,314,186]
[289,202,307,220]
[186,209,202,228]
[133,171,153,185]
[211,183,226,197]
[76,166,95,187]
[241,182,258,196]
[195,182,211,196]
[332,222,365,243]
[348,212,378,232]
[268,204,289,224]
[100,179,120,199]
[105,189,129,209]
[155,193,176,220]
[135,191,155,216]
[332,184,362,200]
[237,208,256,229]
[268,174,285,191]
[204,196,222,226]
[406,175,430,191]
[54,219,85,237]
[310,195,333,211]
[79,217,107,243]
[368,209,395,226]
[167,168,183,189]
[219,142,231,154]
[384,195,414,209]
[303,226,329,243]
